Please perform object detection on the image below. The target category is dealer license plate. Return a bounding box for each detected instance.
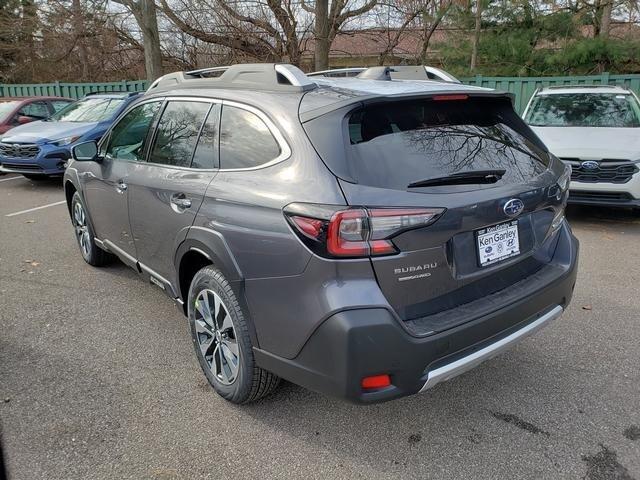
[476,220,520,267]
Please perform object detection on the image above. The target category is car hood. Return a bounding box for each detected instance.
[530,126,640,160]
[0,121,98,144]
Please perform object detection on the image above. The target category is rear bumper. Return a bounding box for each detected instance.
[254,224,579,403]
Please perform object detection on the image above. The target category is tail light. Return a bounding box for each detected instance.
[285,203,444,259]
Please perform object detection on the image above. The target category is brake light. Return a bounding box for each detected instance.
[284,204,444,259]
[433,94,468,101]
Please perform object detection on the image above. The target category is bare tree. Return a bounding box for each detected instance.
[112,0,163,80]
[375,1,422,65]
[313,0,329,70]
[160,0,304,63]
[302,0,379,70]
[418,0,452,63]
[72,0,90,80]
[598,0,613,37]
[470,0,481,71]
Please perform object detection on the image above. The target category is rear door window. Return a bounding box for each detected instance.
[219,105,280,169]
[149,100,210,168]
[345,97,549,190]
[191,104,220,169]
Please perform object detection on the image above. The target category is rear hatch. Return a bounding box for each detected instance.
[303,94,567,335]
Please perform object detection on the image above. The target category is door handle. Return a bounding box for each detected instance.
[116,180,127,193]
[170,193,192,210]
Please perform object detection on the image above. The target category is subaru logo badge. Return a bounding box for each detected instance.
[581,160,599,171]
[503,198,524,218]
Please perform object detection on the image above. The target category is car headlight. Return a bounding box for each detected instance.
[51,135,81,147]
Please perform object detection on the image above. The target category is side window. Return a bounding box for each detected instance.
[219,105,281,169]
[149,101,210,168]
[106,102,161,161]
[19,101,49,119]
[50,100,72,113]
[192,104,220,169]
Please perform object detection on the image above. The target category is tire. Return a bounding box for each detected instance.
[70,192,113,267]
[188,266,280,404]
[23,174,50,181]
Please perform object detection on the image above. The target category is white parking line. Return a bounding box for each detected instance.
[0,176,23,183]
[5,200,66,217]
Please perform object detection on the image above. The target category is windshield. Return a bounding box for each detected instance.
[525,93,640,127]
[343,97,549,190]
[0,101,20,122]
[49,97,125,123]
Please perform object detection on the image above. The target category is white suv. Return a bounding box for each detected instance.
[523,85,640,210]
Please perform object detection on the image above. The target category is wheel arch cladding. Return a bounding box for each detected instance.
[64,181,77,217]
[178,249,213,313]
[176,240,261,347]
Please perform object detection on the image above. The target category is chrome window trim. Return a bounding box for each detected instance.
[100,96,290,173]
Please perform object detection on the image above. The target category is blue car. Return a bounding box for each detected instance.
[0,92,141,179]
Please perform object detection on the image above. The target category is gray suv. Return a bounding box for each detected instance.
[64,64,579,404]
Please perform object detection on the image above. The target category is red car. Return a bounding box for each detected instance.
[0,96,74,134]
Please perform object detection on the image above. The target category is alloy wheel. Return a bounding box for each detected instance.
[194,289,240,385]
[73,201,91,259]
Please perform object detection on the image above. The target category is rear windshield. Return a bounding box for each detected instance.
[525,93,640,127]
[48,97,125,123]
[344,97,549,190]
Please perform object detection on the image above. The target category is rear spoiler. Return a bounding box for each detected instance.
[299,90,515,123]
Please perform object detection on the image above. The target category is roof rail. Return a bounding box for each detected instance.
[146,63,317,94]
[543,84,626,90]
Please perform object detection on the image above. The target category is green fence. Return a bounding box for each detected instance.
[0,80,148,100]
[2,73,640,114]
[460,73,640,113]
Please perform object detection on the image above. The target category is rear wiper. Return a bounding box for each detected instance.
[407,169,506,188]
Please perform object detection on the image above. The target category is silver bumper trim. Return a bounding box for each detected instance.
[419,305,564,393]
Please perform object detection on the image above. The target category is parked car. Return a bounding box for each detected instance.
[0,96,73,134]
[0,92,141,179]
[64,64,578,404]
[308,65,461,83]
[523,85,640,210]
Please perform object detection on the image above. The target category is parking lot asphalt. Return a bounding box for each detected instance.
[0,174,639,480]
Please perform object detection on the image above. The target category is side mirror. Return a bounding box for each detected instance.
[71,140,100,162]
[17,115,33,125]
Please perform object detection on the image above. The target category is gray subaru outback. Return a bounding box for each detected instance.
[64,64,578,404]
